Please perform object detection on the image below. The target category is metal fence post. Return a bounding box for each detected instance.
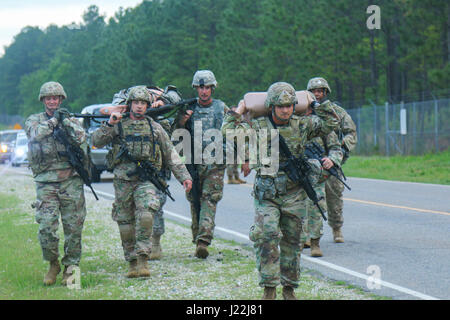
[434,99,439,152]
[385,102,389,156]
[412,102,416,155]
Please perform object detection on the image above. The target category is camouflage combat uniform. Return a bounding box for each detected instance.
[325,103,357,230]
[112,85,181,242]
[92,116,191,262]
[221,85,338,289]
[25,112,87,266]
[173,98,229,245]
[301,132,343,244]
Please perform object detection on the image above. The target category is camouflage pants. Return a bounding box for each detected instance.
[226,164,239,178]
[249,187,307,288]
[301,182,325,243]
[34,176,86,266]
[186,165,225,244]
[325,175,345,229]
[152,192,167,237]
[112,178,163,261]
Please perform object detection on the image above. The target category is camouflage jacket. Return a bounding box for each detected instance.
[25,112,86,182]
[91,116,191,183]
[173,98,229,168]
[221,101,339,188]
[306,131,343,183]
[329,101,357,161]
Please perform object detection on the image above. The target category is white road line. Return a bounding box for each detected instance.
[87,187,439,300]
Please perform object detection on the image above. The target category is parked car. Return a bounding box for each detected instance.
[11,131,28,167]
[0,129,24,163]
[79,104,111,182]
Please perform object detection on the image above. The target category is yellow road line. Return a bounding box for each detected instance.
[238,183,449,216]
[344,198,450,216]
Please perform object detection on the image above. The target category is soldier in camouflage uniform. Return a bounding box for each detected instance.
[307,77,357,242]
[112,85,183,260]
[300,105,343,257]
[173,70,229,259]
[92,86,192,278]
[222,82,338,300]
[25,81,88,286]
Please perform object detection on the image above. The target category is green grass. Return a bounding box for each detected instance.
[0,173,387,300]
[344,150,450,185]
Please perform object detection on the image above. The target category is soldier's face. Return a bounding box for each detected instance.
[43,95,62,115]
[131,100,148,118]
[311,88,326,101]
[273,105,294,121]
[196,85,213,103]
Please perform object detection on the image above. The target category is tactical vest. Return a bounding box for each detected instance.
[252,115,311,198]
[254,115,307,164]
[188,99,226,151]
[27,113,72,175]
[107,117,162,170]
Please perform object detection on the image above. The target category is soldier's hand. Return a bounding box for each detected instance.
[54,108,70,122]
[109,112,122,125]
[151,100,165,109]
[236,99,247,115]
[179,110,194,126]
[183,179,193,193]
[241,162,251,177]
[321,157,334,170]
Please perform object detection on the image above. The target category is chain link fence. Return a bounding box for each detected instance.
[1,98,449,156]
[347,98,450,156]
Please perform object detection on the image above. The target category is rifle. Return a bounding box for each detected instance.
[304,142,351,191]
[70,98,198,121]
[53,126,99,200]
[268,117,327,221]
[184,105,201,225]
[115,144,175,201]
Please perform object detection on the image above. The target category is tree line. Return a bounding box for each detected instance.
[0,0,448,117]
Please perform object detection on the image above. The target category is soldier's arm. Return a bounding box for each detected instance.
[157,123,192,184]
[325,131,344,167]
[91,122,118,148]
[62,117,87,145]
[305,101,339,140]
[341,112,358,152]
[25,115,58,142]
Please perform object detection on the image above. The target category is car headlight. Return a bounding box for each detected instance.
[15,148,25,157]
[0,144,7,153]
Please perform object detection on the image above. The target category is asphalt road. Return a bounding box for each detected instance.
[9,165,450,300]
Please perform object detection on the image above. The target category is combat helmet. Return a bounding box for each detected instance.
[307,77,331,93]
[192,70,217,88]
[126,86,153,105]
[264,82,298,108]
[38,81,67,101]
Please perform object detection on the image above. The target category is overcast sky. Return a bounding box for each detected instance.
[0,0,143,56]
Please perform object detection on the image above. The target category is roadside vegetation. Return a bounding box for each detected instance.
[0,172,385,300]
[345,150,450,185]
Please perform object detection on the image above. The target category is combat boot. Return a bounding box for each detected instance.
[61,265,72,286]
[262,287,277,300]
[310,238,323,257]
[43,260,61,286]
[195,240,209,259]
[333,228,344,243]
[282,286,297,300]
[303,239,311,248]
[149,235,162,260]
[137,255,150,277]
[126,260,138,278]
